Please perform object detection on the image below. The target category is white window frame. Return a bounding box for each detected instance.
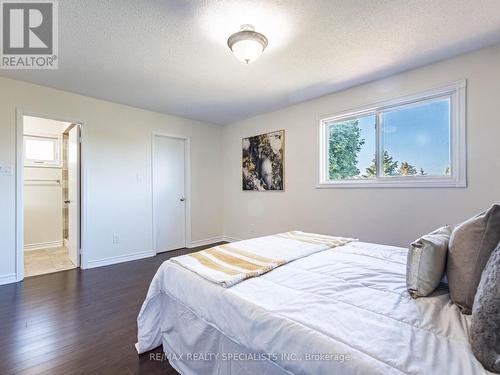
[24,133,62,168]
[318,80,466,188]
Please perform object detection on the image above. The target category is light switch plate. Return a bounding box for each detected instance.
[0,165,13,176]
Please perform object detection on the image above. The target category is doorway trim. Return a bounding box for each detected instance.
[151,132,192,253]
[15,109,88,282]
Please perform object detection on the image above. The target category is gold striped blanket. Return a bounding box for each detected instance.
[171,231,356,287]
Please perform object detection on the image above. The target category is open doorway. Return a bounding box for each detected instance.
[22,115,81,277]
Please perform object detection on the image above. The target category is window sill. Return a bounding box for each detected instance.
[316,177,466,189]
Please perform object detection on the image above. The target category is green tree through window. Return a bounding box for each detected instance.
[321,84,464,186]
[328,120,433,179]
[365,151,399,177]
[399,162,418,176]
[328,120,365,179]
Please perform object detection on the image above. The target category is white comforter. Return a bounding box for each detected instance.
[171,232,354,287]
[137,241,490,375]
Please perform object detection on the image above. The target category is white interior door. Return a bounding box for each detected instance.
[67,125,80,266]
[154,135,186,252]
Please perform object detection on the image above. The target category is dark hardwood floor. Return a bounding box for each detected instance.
[0,244,222,375]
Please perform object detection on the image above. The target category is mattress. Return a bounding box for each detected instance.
[136,241,491,375]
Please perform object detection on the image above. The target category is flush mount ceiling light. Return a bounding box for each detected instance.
[227,24,268,64]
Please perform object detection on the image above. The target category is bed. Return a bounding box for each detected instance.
[136,237,491,375]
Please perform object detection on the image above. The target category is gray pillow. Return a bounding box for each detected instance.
[470,242,500,373]
[406,226,452,298]
[447,205,500,314]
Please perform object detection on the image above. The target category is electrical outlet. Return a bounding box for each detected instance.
[0,165,13,176]
[112,233,120,244]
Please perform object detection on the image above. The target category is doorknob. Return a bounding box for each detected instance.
[64,200,71,204]
[180,197,186,202]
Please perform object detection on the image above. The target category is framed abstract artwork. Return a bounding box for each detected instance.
[242,130,284,191]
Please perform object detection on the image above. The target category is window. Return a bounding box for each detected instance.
[24,134,62,167]
[318,81,466,188]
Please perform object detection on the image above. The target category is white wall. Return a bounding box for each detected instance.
[2,43,499,285]
[223,44,500,247]
[0,76,224,284]
[24,167,63,249]
[23,117,68,250]
[24,116,70,134]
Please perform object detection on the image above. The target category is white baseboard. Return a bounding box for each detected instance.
[188,236,224,248]
[222,236,242,243]
[24,240,63,251]
[0,273,17,286]
[86,249,155,269]
[188,235,243,248]
[188,236,243,248]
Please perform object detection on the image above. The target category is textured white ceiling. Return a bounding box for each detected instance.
[2,0,500,124]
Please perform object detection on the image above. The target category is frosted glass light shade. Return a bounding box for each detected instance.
[227,24,268,64]
[231,39,264,64]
